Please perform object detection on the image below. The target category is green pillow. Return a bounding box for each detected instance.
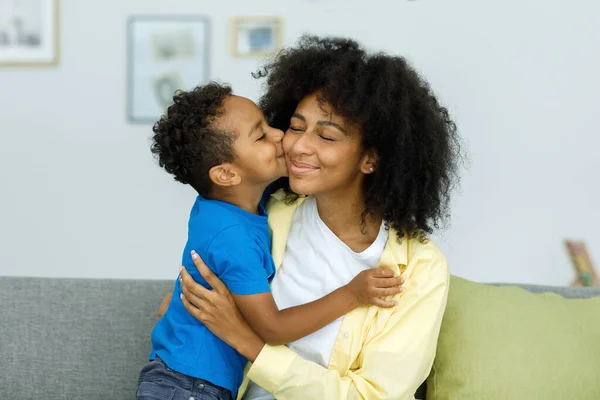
[428,276,600,400]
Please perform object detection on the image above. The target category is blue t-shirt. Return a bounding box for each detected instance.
[150,196,275,396]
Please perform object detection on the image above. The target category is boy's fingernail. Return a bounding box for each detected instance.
[180,293,183,300]
[191,251,198,260]
[399,287,404,292]
[179,266,183,272]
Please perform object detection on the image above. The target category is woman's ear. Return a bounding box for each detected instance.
[360,151,380,174]
[209,164,242,187]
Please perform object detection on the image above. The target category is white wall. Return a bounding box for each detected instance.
[1,0,598,285]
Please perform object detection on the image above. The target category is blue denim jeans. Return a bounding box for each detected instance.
[137,357,234,400]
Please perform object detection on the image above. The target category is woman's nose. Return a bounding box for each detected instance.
[288,128,313,155]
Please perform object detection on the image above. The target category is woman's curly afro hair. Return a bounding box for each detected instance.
[256,35,463,240]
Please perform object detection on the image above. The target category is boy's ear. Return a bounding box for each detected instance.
[360,150,380,174]
[209,164,242,187]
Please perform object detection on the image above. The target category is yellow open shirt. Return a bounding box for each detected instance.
[237,191,450,400]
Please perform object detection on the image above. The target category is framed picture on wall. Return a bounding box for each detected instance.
[565,239,599,287]
[0,0,60,66]
[127,15,210,124]
[230,16,283,57]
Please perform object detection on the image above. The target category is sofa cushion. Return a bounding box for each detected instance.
[427,276,600,400]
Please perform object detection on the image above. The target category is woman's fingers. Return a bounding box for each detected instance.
[190,250,228,293]
[180,282,206,308]
[180,266,213,301]
[180,289,217,320]
[181,292,207,321]
[189,250,215,285]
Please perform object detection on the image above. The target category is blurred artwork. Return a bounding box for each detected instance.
[0,0,58,66]
[565,240,599,287]
[231,16,283,57]
[151,70,185,110]
[127,16,210,123]
[151,29,196,62]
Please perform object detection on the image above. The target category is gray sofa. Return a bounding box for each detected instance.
[2,276,599,400]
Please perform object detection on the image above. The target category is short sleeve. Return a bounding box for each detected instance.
[205,225,272,295]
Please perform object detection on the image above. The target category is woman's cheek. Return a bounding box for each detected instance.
[282,131,295,153]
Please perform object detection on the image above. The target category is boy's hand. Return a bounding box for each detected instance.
[345,269,404,308]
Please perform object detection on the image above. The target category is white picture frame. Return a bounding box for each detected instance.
[0,0,60,66]
[127,15,211,124]
[231,16,283,58]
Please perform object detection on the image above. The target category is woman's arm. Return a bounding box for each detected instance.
[187,251,403,346]
[178,261,265,362]
[181,247,449,400]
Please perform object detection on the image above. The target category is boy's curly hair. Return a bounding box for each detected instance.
[151,83,235,197]
[256,35,464,240]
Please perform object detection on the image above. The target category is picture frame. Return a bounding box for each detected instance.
[0,0,60,66]
[565,240,599,287]
[127,15,211,124]
[230,16,283,58]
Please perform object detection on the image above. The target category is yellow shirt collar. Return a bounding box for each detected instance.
[267,191,408,274]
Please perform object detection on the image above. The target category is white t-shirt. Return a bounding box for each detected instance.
[243,196,389,400]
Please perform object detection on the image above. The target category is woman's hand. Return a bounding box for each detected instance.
[179,250,265,362]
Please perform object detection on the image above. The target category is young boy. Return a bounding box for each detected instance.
[137,83,402,400]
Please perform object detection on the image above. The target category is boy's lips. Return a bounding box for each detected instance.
[289,160,319,175]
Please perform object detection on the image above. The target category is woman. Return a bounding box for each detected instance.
[172,35,462,399]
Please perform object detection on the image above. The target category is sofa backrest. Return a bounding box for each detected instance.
[0,276,173,400]
[414,282,600,400]
[2,276,599,400]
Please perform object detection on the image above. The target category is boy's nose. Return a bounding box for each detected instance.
[271,128,284,142]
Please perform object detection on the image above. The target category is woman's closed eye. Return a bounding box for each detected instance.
[319,134,335,142]
[289,126,304,132]
[256,132,267,141]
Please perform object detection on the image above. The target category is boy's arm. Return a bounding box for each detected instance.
[232,290,351,346]
[204,227,402,345]
[233,268,403,346]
